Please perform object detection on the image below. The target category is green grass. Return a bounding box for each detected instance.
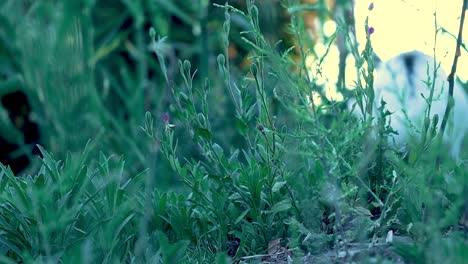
[0,0,467,263]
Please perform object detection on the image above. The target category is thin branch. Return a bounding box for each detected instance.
[334,0,356,91]
[439,0,467,137]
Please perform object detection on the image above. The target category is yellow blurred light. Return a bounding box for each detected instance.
[314,42,326,57]
[306,92,322,109]
[324,83,344,102]
[323,20,337,37]
[354,0,468,81]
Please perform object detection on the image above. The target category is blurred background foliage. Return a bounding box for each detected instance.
[1,0,465,179]
[0,0,303,185]
[0,1,467,262]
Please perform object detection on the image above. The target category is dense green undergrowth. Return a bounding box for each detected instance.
[0,0,467,263]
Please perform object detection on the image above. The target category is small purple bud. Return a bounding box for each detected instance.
[368,27,375,35]
[163,113,170,122]
[368,2,374,11]
[257,124,264,132]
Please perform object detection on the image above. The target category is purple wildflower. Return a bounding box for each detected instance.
[368,27,375,35]
[163,113,170,122]
[368,2,374,11]
[257,123,264,132]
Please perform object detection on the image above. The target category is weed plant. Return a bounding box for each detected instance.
[0,0,467,263]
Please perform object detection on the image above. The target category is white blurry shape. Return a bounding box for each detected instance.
[323,20,337,37]
[345,55,359,89]
[352,51,468,158]
[314,42,327,57]
[306,54,326,85]
[306,92,322,109]
[325,83,343,101]
[309,44,340,86]
[344,55,374,90]
[354,0,468,81]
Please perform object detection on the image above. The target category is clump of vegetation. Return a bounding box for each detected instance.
[0,0,466,263]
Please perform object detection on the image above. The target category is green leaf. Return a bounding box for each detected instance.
[235,117,248,137]
[0,104,23,144]
[228,149,240,164]
[0,234,22,258]
[234,209,250,225]
[228,193,242,200]
[272,181,287,193]
[0,164,30,212]
[270,199,291,214]
[212,143,224,158]
[194,127,212,142]
[215,252,232,264]
[37,145,61,183]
